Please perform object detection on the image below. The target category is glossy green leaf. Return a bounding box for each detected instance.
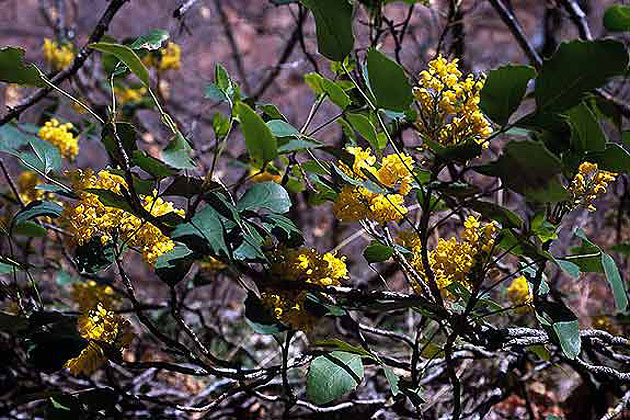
[237,182,291,214]
[300,0,354,61]
[535,40,629,113]
[363,241,393,263]
[480,64,536,125]
[586,143,630,173]
[89,42,150,86]
[604,5,630,32]
[535,300,581,360]
[0,46,45,87]
[267,120,299,137]
[22,138,62,175]
[171,205,228,257]
[346,113,380,149]
[129,29,169,50]
[565,103,606,153]
[162,134,196,170]
[235,102,278,163]
[474,140,564,201]
[306,351,364,405]
[601,253,628,312]
[367,48,413,112]
[13,201,62,227]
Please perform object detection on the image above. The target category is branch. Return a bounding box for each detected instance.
[0,0,130,126]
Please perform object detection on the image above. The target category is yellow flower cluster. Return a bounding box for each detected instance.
[413,56,492,147]
[114,86,147,105]
[38,118,79,160]
[17,171,48,205]
[507,276,532,311]
[333,147,414,224]
[262,247,348,330]
[397,216,498,294]
[144,42,181,71]
[42,38,74,71]
[62,170,184,264]
[64,302,133,376]
[568,161,617,212]
[71,280,118,312]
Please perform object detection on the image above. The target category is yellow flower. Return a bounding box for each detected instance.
[43,38,74,71]
[507,276,532,309]
[17,171,48,205]
[61,170,184,264]
[334,147,413,224]
[414,56,491,147]
[155,42,181,71]
[333,186,407,224]
[263,247,348,330]
[71,280,118,313]
[397,216,497,295]
[347,146,377,178]
[377,153,414,195]
[250,168,282,183]
[38,118,79,160]
[64,303,133,376]
[114,86,147,105]
[568,161,617,212]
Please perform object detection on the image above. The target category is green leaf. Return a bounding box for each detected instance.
[363,241,393,263]
[89,42,150,86]
[129,29,169,50]
[300,0,354,62]
[535,300,581,360]
[601,253,628,312]
[132,150,176,178]
[13,221,47,237]
[555,259,580,279]
[306,351,364,405]
[586,143,630,173]
[22,138,62,175]
[267,120,299,137]
[480,64,536,125]
[474,140,565,201]
[235,102,278,163]
[322,78,351,109]
[468,200,523,229]
[237,182,291,214]
[383,367,400,396]
[0,46,45,87]
[366,48,413,112]
[154,244,194,285]
[535,39,629,113]
[604,5,630,32]
[13,201,63,226]
[171,205,228,257]
[278,137,322,153]
[346,113,380,149]
[162,134,196,170]
[565,103,607,153]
